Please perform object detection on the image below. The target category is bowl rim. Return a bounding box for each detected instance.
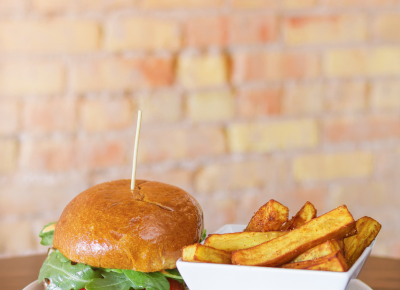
[177,223,375,277]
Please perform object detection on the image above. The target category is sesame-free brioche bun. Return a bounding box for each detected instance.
[53,179,203,272]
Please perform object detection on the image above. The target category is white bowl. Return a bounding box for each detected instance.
[176,224,374,290]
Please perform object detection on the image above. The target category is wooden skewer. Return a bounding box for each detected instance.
[131,110,142,191]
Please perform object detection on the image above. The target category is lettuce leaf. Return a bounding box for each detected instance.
[123,270,169,290]
[39,250,101,290]
[199,228,207,243]
[161,269,184,281]
[85,272,135,290]
[39,222,57,246]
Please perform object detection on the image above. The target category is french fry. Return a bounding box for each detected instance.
[344,216,382,267]
[292,239,343,263]
[204,231,287,252]
[182,243,231,264]
[244,199,289,232]
[282,250,348,272]
[281,201,317,231]
[232,205,357,267]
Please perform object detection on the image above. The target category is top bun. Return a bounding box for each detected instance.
[53,179,203,272]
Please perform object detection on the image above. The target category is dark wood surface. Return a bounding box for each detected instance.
[0,254,399,290]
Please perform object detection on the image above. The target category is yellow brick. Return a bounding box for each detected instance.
[227,119,318,153]
[0,101,18,134]
[142,0,224,9]
[373,14,400,42]
[324,47,400,77]
[283,0,317,8]
[0,139,18,173]
[194,159,287,193]
[177,54,228,88]
[370,80,400,110]
[80,97,133,132]
[0,20,99,54]
[293,151,373,181]
[188,90,234,122]
[330,182,388,207]
[282,83,324,114]
[0,61,64,96]
[285,15,366,45]
[232,0,278,9]
[136,93,182,123]
[33,0,133,12]
[103,18,180,51]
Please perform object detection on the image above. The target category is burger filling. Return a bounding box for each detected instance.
[38,222,187,290]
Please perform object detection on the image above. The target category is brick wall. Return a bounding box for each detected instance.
[0,0,400,259]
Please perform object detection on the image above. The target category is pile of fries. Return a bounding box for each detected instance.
[182,200,381,272]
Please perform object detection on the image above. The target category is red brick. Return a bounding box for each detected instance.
[284,15,366,45]
[141,0,224,9]
[22,98,76,134]
[373,14,400,42]
[0,101,18,135]
[0,61,64,96]
[184,15,227,48]
[323,114,400,143]
[137,169,194,193]
[229,14,277,45]
[202,198,238,232]
[33,0,134,12]
[20,138,76,171]
[232,50,320,83]
[103,18,180,51]
[71,56,173,93]
[0,20,99,54]
[138,127,226,163]
[77,137,127,170]
[80,97,133,132]
[236,87,281,118]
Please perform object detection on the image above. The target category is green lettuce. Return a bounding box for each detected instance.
[39,222,57,246]
[38,223,185,290]
[39,246,184,290]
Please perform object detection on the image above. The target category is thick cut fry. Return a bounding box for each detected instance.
[282,250,348,272]
[292,239,343,263]
[232,205,357,267]
[344,216,382,267]
[204,231,287,252]
[182,243,231,264]
[281,201,317,231]
[244,199,289,232]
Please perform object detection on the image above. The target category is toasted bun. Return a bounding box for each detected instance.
[53,179,203,272]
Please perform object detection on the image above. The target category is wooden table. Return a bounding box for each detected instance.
[1,255,399,290]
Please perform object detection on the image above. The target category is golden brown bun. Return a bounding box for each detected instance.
[53,179,203,272]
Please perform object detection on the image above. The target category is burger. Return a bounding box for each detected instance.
[37,179,204,290]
